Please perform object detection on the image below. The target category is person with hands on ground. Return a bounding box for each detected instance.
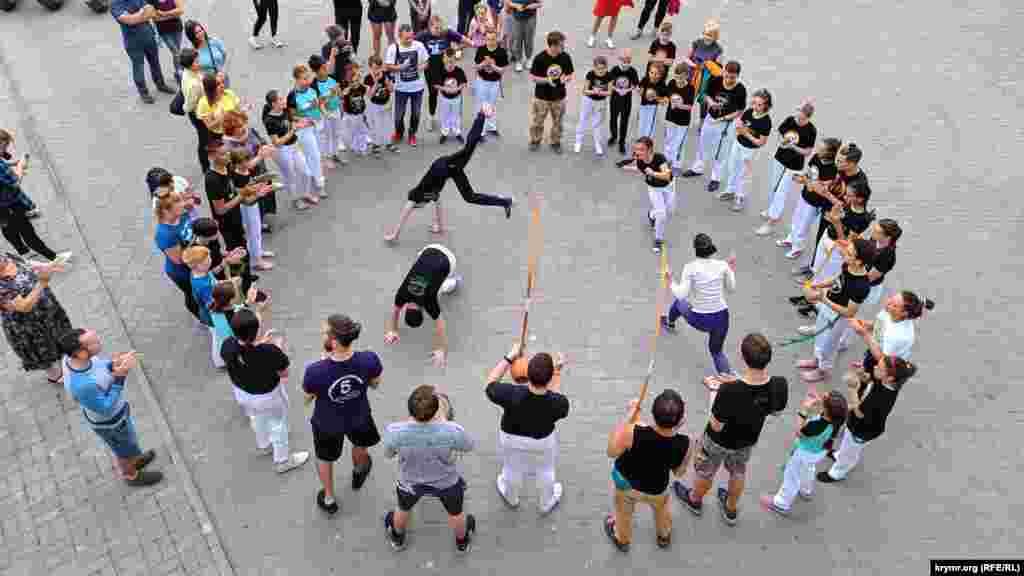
[620,136,674,254]
[384,104,514,242]
[486,342,569,514]
[384,244,462,369]
[59,329,161,487]
[0,254,73,385]
[605,389,692,552]
[674,333,787,526]
[220,308,310,474]
[382,385,477,553]
[528,31,574,153]
[303,315,382,515]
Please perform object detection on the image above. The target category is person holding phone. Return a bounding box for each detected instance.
[0,254,73,384]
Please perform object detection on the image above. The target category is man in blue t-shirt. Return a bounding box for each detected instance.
[110,0,174,103]
[303,314,383,515]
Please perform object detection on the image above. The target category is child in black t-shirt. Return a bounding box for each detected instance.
[721,88,773,211]
[663,63,694,173]
[228,149,274,271]
[436,48,468,144]
[608,49,640,156]
[364,56,398,155]
[574,55,611,157]
[637,62,668,139]
[647,21,677,73]
[341,62,370,156]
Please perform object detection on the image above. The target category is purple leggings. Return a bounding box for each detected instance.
[668,299,732,375]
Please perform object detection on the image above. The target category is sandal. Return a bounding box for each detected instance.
[47,377,63,386]
[430,224,443,234]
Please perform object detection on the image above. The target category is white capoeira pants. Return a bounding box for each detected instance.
[726,142,759,199]
[497,430,559,509]
[784,196,820,252]
[810,236,843,283]
[766,158,798,220]
[439,95,463,136]
[240,203,264,260]
[813,304,849,372]
[827,427,868,480]
[320,111,344,158]
[210,326,224,368]
[273,144,310,200]
[234,385,291,465]
[647,183,677,242]
[636,103,659,139]
[690,115,733,182]
[367,101,392,145]
[574,96,606,153]
[344,113,370,154]
[663,123,689,168]
[773,447,827,510]
[295,124,324,189]
[474,79,501,133]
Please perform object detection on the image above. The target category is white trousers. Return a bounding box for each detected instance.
[439,95,463,136]
[637,104,659,139]
[367,101,392,145]
[663,123,689,168]
[691,115,733,181]
[726,142,759,199]
[574,96,606,152]
[827,427,867,480]
[240,203,263,260]
[474,79,500,133]
[344,114,370,153]
[210,326,225,368]
[647,183,677,241]
[766,158,797,220]
[498,430,559,509]
[773,447,826,510]
[813,304,849,371]
[320,112,344,157]
[273,144,310,200]
[810,236,843,283]
[784,196,820,251]
[296,124,324,189]
[234,385,291,464]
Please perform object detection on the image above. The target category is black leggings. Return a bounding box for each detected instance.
[425,66,441,116]
[170,273,201,321]
[253,0,279,36]
[333,0,363,54]
[1,208,56,261]
[189,112,211,174]
[609,95,632,147]
[637,0,670,31]
[409,113,509,209]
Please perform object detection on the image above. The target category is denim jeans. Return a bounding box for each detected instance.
[125,36,168,95]
[89,405,143,460]
[157,28,184,84]
[394,90,424,137]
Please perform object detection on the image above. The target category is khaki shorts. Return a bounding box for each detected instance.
[694,434,752,481]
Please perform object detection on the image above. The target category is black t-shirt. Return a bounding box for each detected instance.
[584,70,612,101]
[826,264,872,308]
[826,206,873,241]
[230,171,260,206]
[322,41,353,83]
[394,247,450,319]
[614,426,689,495]
[774,116,817,171]
[475,46,509,82]
[648,39,677,63]
[737,109,772,149]
[610,65,640,98]
[639,76,668,106]
[263,111,297,146]
[847,377,900,442]
[220,339,290,395]
[870,245,895,286]
[205,169,243,231]
[705,377,788,450]
[485,382,569,439]
[343,83,367,115]
[530,51,574,101]
[636,153,672,188]
[438,67,468,99]
[800,417,830,438]
[364,73,392,105]
[665,80,695,126]
[800,155,839,209]
[705,77,747,120]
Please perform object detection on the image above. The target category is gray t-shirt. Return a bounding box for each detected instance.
[383,420,474,489]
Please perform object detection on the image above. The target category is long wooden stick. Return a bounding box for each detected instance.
[631,248,670,420]
[518,194,543,352]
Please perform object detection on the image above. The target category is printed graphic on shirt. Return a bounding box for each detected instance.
[406,274,430,297]
[547,64,563,81]
[328,374,365,404]
[397,49,420,83]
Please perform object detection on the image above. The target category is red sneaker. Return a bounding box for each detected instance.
[408,135,418,147]
[391,132,401,144]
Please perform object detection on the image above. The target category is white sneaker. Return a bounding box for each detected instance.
[586,35,596,48]
[271,38,287,48]
[496,475,520,508]
[515,61,523,72]
[760,210,770,220]
[275,451,310,474]
[754,223,773,236]
[248,37,264,50]
[784,248,804,260]
[605,37,615,49]
[255,445,273,457]
[574,142,582,153]
[540,482,563,516]
[52,251,73,264]
[797,325,817,336]
[595,146,605,157]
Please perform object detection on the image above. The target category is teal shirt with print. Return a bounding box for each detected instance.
[317,77,341,112]
[290,87,323,121]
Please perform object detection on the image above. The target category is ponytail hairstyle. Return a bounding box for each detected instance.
[820,137,842,163]
[262,90,279,120]
[823,390,848,441]
[885,356,917,391]
[877,218,902,244]
[900,290,935,320]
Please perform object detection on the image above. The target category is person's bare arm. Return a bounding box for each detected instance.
[607,400,640,458]
[385,305,402,343]
[670,434,695,479]
[1,275,48,314]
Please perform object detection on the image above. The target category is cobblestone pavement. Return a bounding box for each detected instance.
[1,0,1022,574]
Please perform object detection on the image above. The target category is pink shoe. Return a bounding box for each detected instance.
[800,369,829,383]
[776,238,793,248]
[796,358,818,370]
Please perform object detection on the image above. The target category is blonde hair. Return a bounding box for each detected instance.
[181,245,210,268]
[153,189,183,220]
[474,2,488,16]
[293,63,311,79]
[658,21,673,34]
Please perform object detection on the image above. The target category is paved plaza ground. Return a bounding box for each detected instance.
[1,0,1022,574]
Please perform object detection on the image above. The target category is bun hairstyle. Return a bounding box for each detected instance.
[877,218,902,244]
[693,233,717,258]
[820,137,842,162]
[900,290,935,320]
[841,142,863,164]
[326,314,362,346]
[822,391,848,441]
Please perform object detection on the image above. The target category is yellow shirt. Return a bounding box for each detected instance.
[196,89,241,134]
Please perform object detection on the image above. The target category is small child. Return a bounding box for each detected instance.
[341,62,370,156]
[228,149,274,271]
[761,391,847,516]
[637,62,668,140]
[467,2,494,48]
[190,217,255,293]
[437,48,468,144]
[574,55,612,156]
[473,28,508,137]
[663,62,695,174]
[364,56,399,155]
[648,21,677,74]
[182,245,235,368]
[310,54,345,167]
[608,49,640,157]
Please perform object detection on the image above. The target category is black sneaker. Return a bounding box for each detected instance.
[140,93,156,104]
[551,143,562,154]
[490,130,501,139]
[504,200,513,219]
[681,169,702,178]
[618,143,626,156]
[797,305,817,319]
[125,470,163,487]
[607,136,616,146]
[816,471,842,484]
[352,455,373,490]
[604,514,629,552]
[135,449,156,471]
[826,450,836,461]
[672,481,703,516]
[652,239,663,254]
[648,212,655,228]
[789,295,809,306]
[528,142,540,151]
[717,487,738,526]
[455,514,476,553]
[155,84,176,95]
[707,180,721,193]
[317,489,339,515]
[660,316,676,334]
[440,135,448,145]
[455,134,465,144]
[384,511,407,550]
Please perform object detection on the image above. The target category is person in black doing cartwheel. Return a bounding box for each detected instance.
[384,104,515,242]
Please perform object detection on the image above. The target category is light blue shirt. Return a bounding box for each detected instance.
[795,415,833,454]
[65,356,128,426]
[383,421,474,490]
[195,38,227,76]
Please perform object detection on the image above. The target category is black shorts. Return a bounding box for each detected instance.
[408,186,440,204]
[312,417,381,462]
[396,477,465,515]
[367,3,397,23]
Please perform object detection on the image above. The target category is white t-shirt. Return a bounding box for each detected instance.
[874,310,915,359]
[385,41,429,93]
[671,258,736,314]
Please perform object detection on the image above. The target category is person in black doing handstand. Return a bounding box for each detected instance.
[385,103,515,243]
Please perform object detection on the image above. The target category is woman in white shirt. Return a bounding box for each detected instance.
[662,233,736,390]
[180,48,209,173]
[848,289,931,373]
